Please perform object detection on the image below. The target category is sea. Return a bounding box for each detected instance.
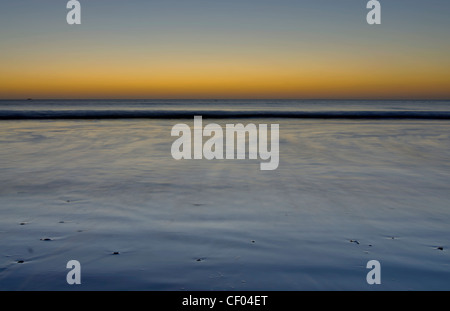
[0,99,449,290]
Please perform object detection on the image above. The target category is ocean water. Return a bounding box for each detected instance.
[1,99,450,119]
[0,100,449,290]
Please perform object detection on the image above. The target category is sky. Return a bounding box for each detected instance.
[0,0,449,99]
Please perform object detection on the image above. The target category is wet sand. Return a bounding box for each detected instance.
[1,119,450,290]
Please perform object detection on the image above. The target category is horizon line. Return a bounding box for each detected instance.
[1,98,450,102]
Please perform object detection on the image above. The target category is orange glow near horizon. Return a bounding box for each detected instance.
[2,53,449,99]
[0,29,450,99]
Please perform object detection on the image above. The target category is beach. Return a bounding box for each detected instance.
[1,100,449,290]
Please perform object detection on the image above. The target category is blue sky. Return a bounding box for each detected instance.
[1,1,449,99]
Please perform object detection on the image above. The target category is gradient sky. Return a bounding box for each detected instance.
[1,0,449,99]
